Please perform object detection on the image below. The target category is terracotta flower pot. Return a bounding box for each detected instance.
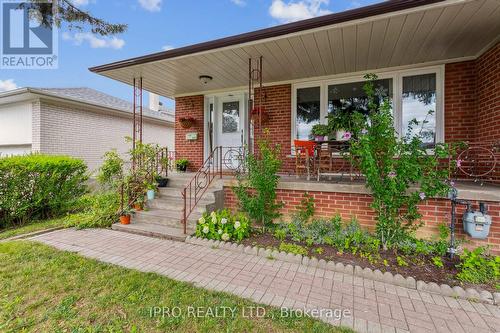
[133,204,143,211]
[120,215,131,225]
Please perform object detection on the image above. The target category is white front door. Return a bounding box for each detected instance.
[213,94,246,170]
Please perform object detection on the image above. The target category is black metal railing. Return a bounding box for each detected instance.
[181,146,245,234]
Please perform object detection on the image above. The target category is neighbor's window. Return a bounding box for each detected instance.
[222,101,240,133]
[402,73,437,146]
[296,86,320,139]
[327,78,393,117]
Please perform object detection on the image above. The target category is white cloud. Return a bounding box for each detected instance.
[0,79,18,92]
[349,1,362,9]
[230,0,246,6]
[138,0,162,12]
[162,45,175,51]
[63,32,125,49]
[72,0,90,6]
[269,0,331,23]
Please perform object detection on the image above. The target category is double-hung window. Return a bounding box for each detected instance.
[292,66,443,150]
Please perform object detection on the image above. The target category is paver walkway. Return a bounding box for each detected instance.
[30,229,500,333]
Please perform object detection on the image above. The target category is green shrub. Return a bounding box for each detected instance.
[349,74,462,248]
[0,154,87,227]
[294,193,315,223]
[432,256,444,268]
[96,150,124,189]
[279,242,308,256]
[68,192,120,229]
[233,130,283,230]
[196,209,250,242]
[456,247,500,284]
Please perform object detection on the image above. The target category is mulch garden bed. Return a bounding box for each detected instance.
[242,232,497,293]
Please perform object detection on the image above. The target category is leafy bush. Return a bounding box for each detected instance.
[456,247,500,284]
[233,130,283,230]
[279,242,308,256]
[349,74,462,248]
[275,216,380,254]
[96,150,124,189]
[294,193,315,223]
[67,192,120,229]
[0,154,87,227]
[395,237,448,257]
[195,209,250,242]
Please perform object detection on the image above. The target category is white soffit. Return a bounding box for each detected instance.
[97,0,500,98]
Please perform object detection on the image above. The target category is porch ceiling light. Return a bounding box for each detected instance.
[199,75,213,84]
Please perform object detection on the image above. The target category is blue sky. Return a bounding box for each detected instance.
[1,0,382,106]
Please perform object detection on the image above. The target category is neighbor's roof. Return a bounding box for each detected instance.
[89,0,500,98]
[0,87,174,123]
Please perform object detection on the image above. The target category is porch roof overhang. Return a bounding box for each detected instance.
[89,0,500,99]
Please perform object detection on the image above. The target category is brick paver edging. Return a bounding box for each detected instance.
[185,236,500,306]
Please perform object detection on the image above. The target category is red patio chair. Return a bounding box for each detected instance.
[294,140,316,180]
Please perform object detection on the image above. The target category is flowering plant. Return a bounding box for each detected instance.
[195,209,250,242]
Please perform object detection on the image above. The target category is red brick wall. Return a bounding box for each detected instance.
[174,95,204,171]
[476,43,500,144]
[444,61,477,142]
[253,84,295,173]
[445,43,500,182]
[224,187,500,253]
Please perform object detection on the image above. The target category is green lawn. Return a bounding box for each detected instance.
[0,241,351,333]
[0,218,68,241]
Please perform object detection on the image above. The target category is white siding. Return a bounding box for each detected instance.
[38,100,174,173]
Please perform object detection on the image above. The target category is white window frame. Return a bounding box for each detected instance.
[291,65,444,153]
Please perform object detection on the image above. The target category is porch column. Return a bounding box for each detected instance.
[132,77,143,169]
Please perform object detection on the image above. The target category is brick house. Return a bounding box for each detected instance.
[90,0,500,250]
[0,87,174,171]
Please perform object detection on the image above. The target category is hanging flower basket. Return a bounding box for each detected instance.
[179,117,195,129]
[251,107,269,125]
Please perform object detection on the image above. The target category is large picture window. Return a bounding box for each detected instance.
[402,73,437,146]
[296,87,320,140]
[292,66,443,150]
[328,79,393,117]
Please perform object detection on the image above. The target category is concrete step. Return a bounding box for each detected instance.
[147,198,212,213]
[132,209,202,227]
[157,187,220,199]
[112,223,193,241]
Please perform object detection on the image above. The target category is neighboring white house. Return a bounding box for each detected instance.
[0,87,175,171]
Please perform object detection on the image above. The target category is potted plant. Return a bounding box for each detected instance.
[179,117,195,129]
[326,110,353,141]
[119,206,133,225]
[133,195,145,211]
[311,124,330,141]
[146,182,156,201]
[176,158,189,172]
[155,174,169,187]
